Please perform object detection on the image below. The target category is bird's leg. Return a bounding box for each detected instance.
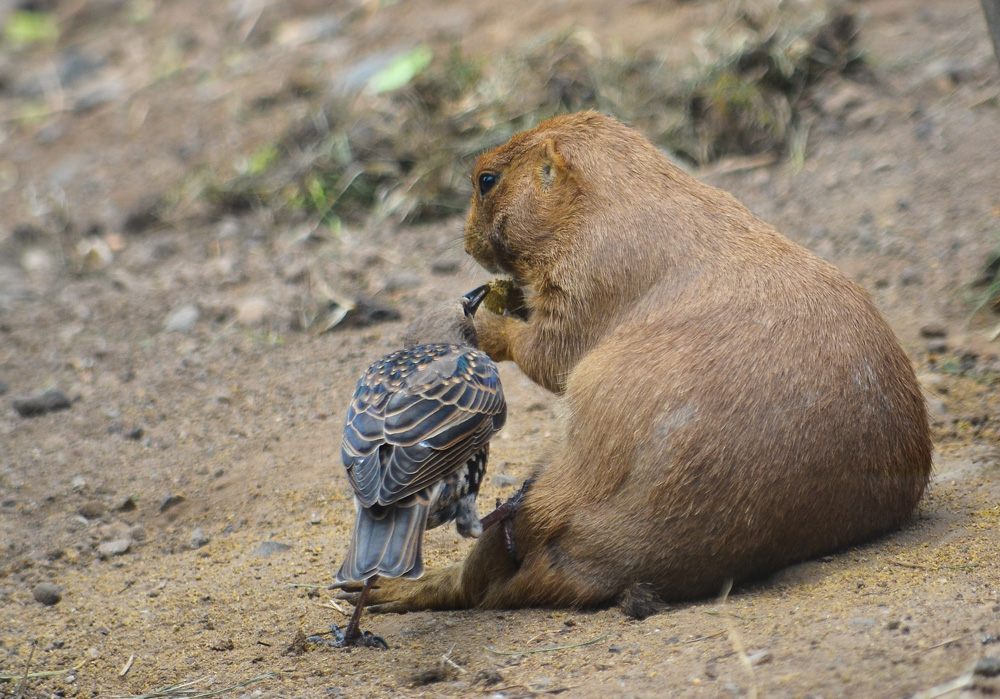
[480,478,534,563]
[307,576,388,650]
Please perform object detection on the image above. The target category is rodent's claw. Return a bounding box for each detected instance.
[334,589,362,604]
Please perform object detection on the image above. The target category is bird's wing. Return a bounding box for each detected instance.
[343,347,505,508]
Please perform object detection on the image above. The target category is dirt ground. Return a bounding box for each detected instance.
[1,0,1000,697]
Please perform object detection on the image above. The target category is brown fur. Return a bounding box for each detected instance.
[358,111,932,612]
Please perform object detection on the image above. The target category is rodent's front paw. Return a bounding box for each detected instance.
[475,310,521,362]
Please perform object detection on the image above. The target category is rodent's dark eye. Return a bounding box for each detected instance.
[478,172,498,197]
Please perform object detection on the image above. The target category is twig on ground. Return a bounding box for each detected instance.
[682,630,727,643]
[119,654,136,677]
[926,637,963,651]
[441,645,468,674]
[313,599,347,614]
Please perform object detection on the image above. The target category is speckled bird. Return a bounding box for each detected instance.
[326,285,506,648]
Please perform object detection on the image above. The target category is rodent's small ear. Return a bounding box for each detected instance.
[539,138,567,191]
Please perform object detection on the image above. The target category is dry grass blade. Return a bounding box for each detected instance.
[13,644,34,699]
[908,672,975,699]
[0,656,87,682]
[110,672,276,699]
[719,579,758,699]
[484,632,608,657]
[887,557,932,570]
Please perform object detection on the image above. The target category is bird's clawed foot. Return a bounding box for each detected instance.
[480,477,534,563]
[306,623,389,650]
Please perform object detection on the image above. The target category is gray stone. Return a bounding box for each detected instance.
[78,501,104,519]
[919,323,948,338]
[97,537,132,558]
[235,297,271,327]
[254,540,292,557]
[189,527,211,550]
[57,49,106,87]
[430,256,461,275]
[12,388,71,417]
[973,656,1000,677]
[33,582,63,606]
[114,494,137,512]
[164,304,200,333]
[160,494,185,513]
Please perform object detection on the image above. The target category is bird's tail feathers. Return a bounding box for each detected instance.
[336,498,429,583]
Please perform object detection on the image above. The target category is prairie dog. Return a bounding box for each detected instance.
[353,111,932,614]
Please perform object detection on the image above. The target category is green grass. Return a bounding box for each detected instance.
[202,4,866,226]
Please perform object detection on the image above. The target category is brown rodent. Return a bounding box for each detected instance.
[352,110,932,615]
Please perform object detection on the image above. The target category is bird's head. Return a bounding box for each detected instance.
[402,284,490,349]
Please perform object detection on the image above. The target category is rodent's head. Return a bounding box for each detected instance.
[463,112,664,289]
[463,116,589,286]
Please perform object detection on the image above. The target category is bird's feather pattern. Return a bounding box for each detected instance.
[342,344,506,509]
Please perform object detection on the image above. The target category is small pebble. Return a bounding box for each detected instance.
[927,340,948,354]
[12,389,71,417]
[124,426,144,440]
[33,582,63,606]
[974,656,1000,678]
[164,304,200,333]
[78,501,104,519]
[430,256,461,275]
[97,537,132,558]
[748,650,773,666]
[235,297,270,327]
[189,527,211,550]
[160,494,185,513]
[899,267,923,285]
[254,541,292,557]
[114,494,137,512]
[919,323,948,339]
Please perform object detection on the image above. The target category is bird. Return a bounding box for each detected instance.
[321,284,506,649]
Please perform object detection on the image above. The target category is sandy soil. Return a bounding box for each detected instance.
[1,0,999,697]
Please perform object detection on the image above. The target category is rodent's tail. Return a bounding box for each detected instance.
[336,499,429,583]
